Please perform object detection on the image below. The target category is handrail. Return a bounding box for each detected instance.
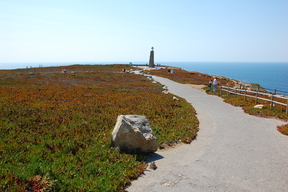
[220,85,288,114]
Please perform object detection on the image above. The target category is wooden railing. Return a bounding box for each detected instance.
[220,85,288,114]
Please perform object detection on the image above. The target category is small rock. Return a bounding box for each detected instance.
[173,96,179,101]
[254,104,265,109]
[162,85,168,89]
[149,162,157,170]
[162,90,169,94]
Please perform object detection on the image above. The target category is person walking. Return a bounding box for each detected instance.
[213,78,218,92]
[208,80,213,91]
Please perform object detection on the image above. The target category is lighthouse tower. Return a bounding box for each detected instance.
[149,47,155,68]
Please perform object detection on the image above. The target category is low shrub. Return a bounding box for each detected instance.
[0,65,198,191]
[277,124,288,136]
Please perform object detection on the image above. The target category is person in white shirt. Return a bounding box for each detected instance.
[213,78,218,92]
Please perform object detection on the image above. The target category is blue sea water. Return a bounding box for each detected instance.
[160,62,288,94]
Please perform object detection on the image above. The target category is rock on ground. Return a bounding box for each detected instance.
[112,115,158,153]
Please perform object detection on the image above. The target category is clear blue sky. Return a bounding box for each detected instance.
[1,0,288,68]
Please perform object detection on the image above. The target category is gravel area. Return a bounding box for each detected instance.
[126,76,288,192]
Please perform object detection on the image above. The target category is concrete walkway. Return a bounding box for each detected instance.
[126,76,288,192]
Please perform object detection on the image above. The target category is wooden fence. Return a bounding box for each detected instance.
[220,85,288,114]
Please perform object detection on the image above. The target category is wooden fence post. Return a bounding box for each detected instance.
[221,84,286,113]
[270,93,274,109]
[220,85,222,95]
[227,85,229,96]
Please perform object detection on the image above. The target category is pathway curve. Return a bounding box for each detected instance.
[126,76,288,192]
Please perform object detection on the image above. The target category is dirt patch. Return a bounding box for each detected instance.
[158,141,185,151]
[166,66,182,70]
[186,84,206,92]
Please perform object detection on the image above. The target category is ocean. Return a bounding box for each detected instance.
[160,62,288,95]
[1,61,287,94]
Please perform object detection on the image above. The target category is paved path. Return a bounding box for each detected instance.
[126,76,288,192]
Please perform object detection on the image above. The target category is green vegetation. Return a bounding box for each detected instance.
[277,124,288,135]
[0,65,198,191]
[147,67,230,85]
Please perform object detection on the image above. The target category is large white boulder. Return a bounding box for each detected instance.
[112,115,158,153]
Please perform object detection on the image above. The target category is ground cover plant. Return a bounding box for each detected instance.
[0,65,199,191]
[147,67,231,85]
[149,67,288,135]
[277,124,288,135]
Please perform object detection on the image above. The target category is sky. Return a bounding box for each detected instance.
[0,0,288,69]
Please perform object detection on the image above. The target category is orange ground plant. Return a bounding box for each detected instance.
[0,65,198,191]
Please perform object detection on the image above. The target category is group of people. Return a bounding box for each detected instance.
[208,78,219,92]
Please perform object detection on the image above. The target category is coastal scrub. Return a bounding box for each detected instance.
[0,65,198,191]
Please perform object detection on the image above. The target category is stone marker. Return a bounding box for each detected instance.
[112,115,158,153]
